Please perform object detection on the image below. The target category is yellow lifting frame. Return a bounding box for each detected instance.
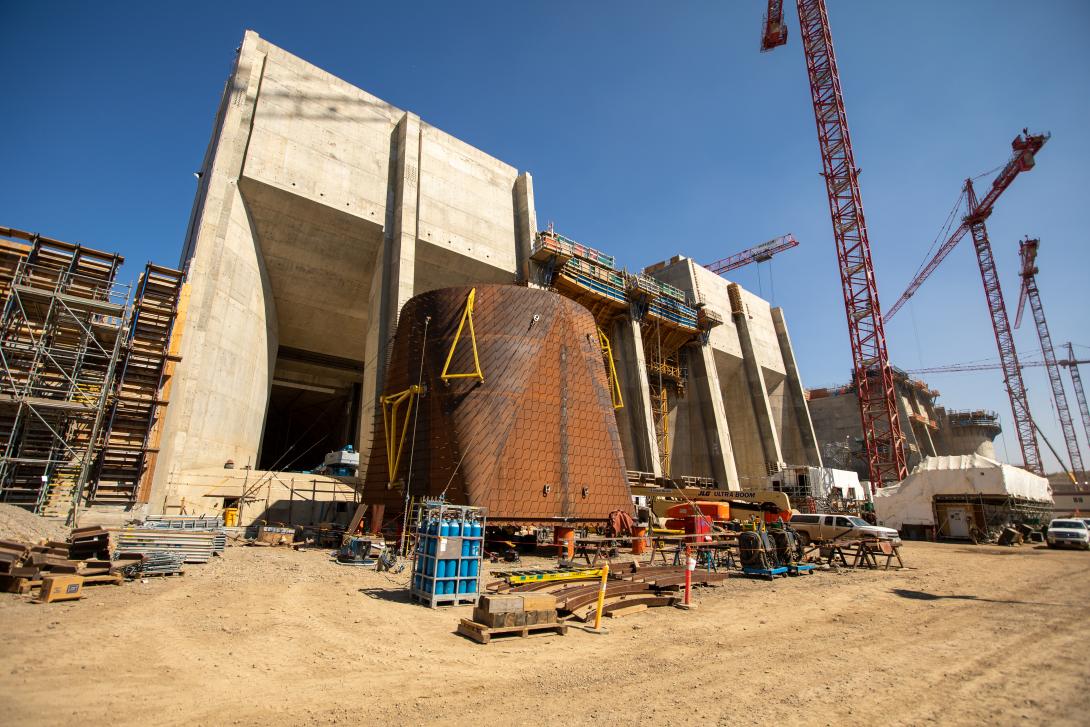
[597,327,624,410]
[440,287,484,383]
[658,386,670,478]
[381,385,422,482]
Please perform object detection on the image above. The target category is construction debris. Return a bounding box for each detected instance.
[117,551,186,577]
[0,525,124,597]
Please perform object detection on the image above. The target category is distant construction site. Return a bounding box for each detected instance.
[2,5,1088,725]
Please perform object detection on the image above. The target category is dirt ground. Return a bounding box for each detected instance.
[1,540,1087,726]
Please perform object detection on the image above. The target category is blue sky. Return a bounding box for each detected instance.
[3,1,1088,472]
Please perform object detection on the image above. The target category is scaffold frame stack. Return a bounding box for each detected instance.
[92,263,184,505]
[0,231,128,515]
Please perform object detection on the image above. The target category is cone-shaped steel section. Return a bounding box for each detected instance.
[364,285,631,523]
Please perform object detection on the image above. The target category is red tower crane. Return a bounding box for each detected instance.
[881,133,1049,476]
[705,234,798,275]
[887,133,1049,319]
[1015,238,1084,475]
[760,0,907,488]
[1066,342,1090,465]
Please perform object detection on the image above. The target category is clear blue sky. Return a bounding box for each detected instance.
[3,1,1088,472]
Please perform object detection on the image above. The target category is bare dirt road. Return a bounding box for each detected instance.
[2,540,1087,726]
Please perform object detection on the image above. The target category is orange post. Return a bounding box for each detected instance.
[554,526,575,561]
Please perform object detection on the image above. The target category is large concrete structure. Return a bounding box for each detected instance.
[809,371,1002,482]
[148,32,824,522]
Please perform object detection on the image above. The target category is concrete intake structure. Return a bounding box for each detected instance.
[809,371,1002,482]
[146,32,824,523]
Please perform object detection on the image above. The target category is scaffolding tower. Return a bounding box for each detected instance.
[91,263,184,505]
[0,234,128,516]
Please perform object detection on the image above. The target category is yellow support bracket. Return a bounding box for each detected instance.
[440,287,484,382]
[597,327,624,410]
[380,385,422,483]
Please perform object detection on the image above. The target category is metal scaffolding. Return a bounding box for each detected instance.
[91,263,185,505]
[0,234,128,516]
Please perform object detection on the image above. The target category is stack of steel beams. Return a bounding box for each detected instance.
[115,528,217,563]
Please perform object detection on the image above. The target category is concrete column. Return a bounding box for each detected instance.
[615,316,662,478]
[894,388,923,469]
[358,112,421,466]
[150,32,271,510]
[731,286,784,471]
[771,308,823,468]
[690,345,740,488]
[907,388,938,457]
[513,173,537,284]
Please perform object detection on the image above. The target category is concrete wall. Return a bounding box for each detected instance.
[153,32,823,517]
[810,380,1000,482]
[645,257,821,487]
[153,32,530,510]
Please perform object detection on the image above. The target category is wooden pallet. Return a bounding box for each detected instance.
[457,618,567,644]
[1,572,122,594]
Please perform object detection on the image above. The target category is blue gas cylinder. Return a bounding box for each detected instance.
[469,559,479,577]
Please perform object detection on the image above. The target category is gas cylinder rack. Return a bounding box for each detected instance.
[409,500,486,608]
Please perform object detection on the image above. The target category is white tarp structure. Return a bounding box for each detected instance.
[812,467,864,501]
[874,454,1053,530]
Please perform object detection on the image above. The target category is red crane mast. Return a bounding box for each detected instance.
[760,0,907,487]
[1015,237,1084,475]
[705,234,798,275]
[961,181,1043,474]
[1066,342,1090,465]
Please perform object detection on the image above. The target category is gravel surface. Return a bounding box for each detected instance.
[0,541,1088,726]
[0,503,68,544]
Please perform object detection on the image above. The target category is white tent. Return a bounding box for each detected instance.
[874,454,1052,530]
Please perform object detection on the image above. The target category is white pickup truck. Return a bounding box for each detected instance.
[788,513,901,546]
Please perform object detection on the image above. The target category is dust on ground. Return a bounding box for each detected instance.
[0,504,67,545]
[1,540,1087,726]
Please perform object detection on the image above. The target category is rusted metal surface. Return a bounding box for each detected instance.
[363,285,632,523]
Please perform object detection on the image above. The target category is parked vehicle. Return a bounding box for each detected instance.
[1046,519,1090,550]
[788,513,901,546]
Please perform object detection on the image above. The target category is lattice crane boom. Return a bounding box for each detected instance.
[1066,342,1090,462]
[761,0,907,487]
[908,358,1089,375]
[964,181,1042,474]
[887,132,1049,320]
[705,234,799,275]
[1017,238,1085,475]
